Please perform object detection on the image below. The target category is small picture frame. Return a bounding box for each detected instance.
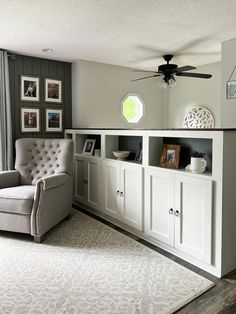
[21,107,40,132]
[160,144,181,169]
[45,108,63,132]
[82,139,96,155]
[135,142,143,163]
[226,80,236,99]
[45,78,62,103]
[21,75,39,102]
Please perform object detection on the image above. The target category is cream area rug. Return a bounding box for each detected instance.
[0,211,214,314]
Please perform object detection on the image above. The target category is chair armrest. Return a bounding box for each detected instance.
[37,173,69,191]
[0,170,20,188]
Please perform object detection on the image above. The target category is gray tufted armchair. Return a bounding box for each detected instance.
[0,138,73,243]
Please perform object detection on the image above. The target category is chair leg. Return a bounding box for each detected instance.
[34,235,43,243]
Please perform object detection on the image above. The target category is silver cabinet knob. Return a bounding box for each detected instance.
[116,190,120,195]
[169,208,174,215]
[174,210,180,217]
[120,191,123,197]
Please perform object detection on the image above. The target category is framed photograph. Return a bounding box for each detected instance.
[160,144,181,169]
[21,107,40,132]
[82,139,96,155]
[21,75,39,101]
[226,80,236,99]
[135,142,143,162]
[45,78,62,103]
[45,109,63,132]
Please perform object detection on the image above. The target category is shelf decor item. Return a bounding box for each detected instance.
[82,139,96,155]
[21,75,39,102]
[226,65,236,99]
[112,151,130,160]
[160,144,180,169]
[45,78,62,103]
[21,107,40,132]
[183,105,214,128]
[135,142,143,162]
[45,108,63,132]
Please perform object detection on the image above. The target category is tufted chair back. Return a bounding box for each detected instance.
[15,138,73,185]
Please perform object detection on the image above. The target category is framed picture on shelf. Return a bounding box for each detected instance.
[135,142,143,162]
[82,139,96,155]
[45,108,63,132]
[45,78,62,103]
[160,144,181,169]
[21,75,39,102]
[21,107,40,132]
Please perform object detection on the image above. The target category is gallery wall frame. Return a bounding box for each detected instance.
[20,75,40,102]
[45,108,63,132]
[45,78,62,103]
[21,107,40,132]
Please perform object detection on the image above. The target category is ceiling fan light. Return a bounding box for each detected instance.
[168,76,177,88]
[158,78,168,89]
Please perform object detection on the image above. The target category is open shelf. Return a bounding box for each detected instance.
[105,135,143,163]
[75,133,101,156]
[149,136,212,173]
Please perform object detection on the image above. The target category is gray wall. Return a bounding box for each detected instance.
[9,54,72,141]
[72,60,166,129]
[221,38,236,127]
[168,62,221,128]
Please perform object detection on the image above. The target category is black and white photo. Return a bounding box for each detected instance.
[21,75,39,101]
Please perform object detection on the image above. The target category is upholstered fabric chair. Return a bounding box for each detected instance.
[0,138,73,243]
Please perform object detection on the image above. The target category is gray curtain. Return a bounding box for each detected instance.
[0,51,13,170]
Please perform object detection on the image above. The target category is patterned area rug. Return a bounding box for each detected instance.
[0,211,214,314]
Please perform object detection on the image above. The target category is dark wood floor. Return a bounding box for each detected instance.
[75,205,236,314]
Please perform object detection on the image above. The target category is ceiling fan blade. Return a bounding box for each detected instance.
[131,74,161,82]
[175,72,212,79]
[175,65,196,72]
[133,70,158,73]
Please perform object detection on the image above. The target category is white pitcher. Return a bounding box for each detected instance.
[190,157,207,173]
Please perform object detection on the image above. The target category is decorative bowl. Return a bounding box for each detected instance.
[112,151,131,160]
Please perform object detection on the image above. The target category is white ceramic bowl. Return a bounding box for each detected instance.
[112,151,130,160]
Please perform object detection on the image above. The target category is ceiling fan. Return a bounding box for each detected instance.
[131,54,212,87]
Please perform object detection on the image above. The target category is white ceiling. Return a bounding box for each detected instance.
[1,0,236,70]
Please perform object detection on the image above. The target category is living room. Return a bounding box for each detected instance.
[0,1,236,313]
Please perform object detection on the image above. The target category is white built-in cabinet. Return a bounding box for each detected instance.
[65,128,236,278]
[74,156,101,210]
[145,168,212,264]
[103,160,143,231]
[145,169,175,247]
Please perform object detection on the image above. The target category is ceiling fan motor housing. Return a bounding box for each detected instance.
[158,63,178,74]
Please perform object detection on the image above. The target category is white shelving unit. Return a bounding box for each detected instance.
[65,128,236,278]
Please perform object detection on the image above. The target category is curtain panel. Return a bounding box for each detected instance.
[0,50,13,170]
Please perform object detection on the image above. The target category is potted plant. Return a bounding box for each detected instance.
[191,151,205,158]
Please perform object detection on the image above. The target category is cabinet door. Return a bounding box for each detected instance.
[174,175,212,264]
[74,157,86,202]
[103,160,120,219]
[87,158,101,209]
[120,163,143,231]
[145,168,175,246]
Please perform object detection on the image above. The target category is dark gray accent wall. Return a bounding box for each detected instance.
[9,54,72,142]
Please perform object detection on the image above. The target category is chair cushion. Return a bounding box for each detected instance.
[0,185,35,215]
